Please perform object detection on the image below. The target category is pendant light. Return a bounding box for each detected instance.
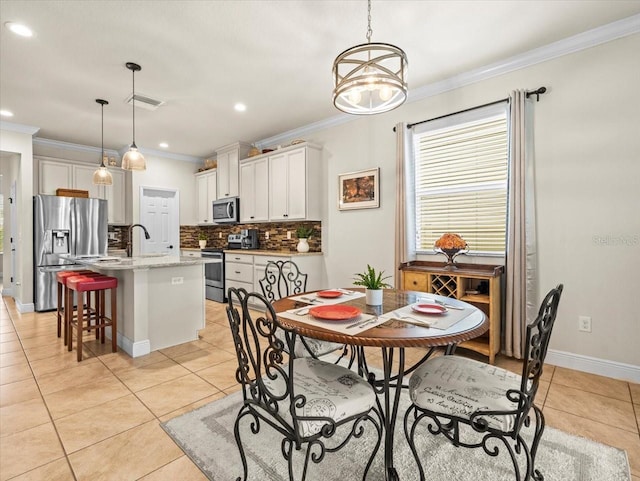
[332,0,408,115]
[121,62,146,170]
[92,99,113,185]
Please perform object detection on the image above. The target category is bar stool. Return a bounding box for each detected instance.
[67,275,118,361]
[56,270,97,343]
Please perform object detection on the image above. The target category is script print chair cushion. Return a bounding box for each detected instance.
[404,284,563,481]
[259,259,345,359]
[226,288,382,481]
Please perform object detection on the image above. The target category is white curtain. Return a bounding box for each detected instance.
[394,122,416,288]
[504,90,538,359]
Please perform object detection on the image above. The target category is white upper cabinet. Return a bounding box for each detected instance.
[268,145,321,221]
[38,159,72,195]
[104,169,126,224]
[195,169,217,224]
[37,157,127,224]
[240,157,269,222]
[215,142,250,199]
[72,164,103,199]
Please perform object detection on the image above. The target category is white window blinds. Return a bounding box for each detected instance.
[412,103,508,254]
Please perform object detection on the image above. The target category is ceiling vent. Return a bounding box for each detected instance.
[125,93,165,111]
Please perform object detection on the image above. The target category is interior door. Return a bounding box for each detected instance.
[139,187,179,255]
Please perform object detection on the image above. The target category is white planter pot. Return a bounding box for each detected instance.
[296,238,310,253]
[198,240,207,249]
[365,288,383,306]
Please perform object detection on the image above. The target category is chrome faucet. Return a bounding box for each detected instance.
[126,224,151,257]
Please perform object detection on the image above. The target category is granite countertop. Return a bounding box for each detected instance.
[63,254,219,270]
[223,249,323,257]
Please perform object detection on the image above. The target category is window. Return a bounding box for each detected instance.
[412,103,509,255]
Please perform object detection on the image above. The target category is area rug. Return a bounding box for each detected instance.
[162,389,630,481]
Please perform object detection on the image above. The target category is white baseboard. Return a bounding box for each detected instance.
[2,287,13,297]
[15,300,34,313]
[546,349,640,383]
[117,331,151,358]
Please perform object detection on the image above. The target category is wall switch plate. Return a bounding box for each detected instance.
[265,231,270,240]
[218,232,222,239]
[171,277,184,285]
[287,231,292,240]
[578,315,592,332]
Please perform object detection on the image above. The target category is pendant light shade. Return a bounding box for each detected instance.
[122,62,146,171]
[332,0,407,115]
[93,99,113,186]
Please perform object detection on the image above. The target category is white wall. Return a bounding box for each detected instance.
[130,153,199,226]
[297,34,640,367]
[0,129,35,310]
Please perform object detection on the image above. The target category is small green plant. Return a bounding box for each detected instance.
[198,232,207,240]
[296,226,314,238]
[353,264,392,290]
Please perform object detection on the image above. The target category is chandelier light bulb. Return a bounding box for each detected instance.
[379,85,393,101]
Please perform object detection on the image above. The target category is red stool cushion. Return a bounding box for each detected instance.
[68,276,117,292]
[57,270,94,283]
[61,272,105,286]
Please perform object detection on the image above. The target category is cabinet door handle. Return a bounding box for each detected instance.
[235,271,241,274]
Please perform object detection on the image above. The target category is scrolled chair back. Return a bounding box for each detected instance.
[519,284,564,402]
[226,287,291,416]
[259,260,308,303]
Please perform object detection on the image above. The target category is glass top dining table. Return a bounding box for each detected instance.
[272,288,488,481]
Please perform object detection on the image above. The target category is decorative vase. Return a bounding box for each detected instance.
[365,288,383,306]
[435,248,467,268]
[296,238,310,253]
[198,240,207,249]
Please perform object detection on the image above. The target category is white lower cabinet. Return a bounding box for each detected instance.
[225,253,254,294]
[225,252,324,302]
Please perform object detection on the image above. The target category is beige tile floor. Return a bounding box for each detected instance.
[0,295,638,481]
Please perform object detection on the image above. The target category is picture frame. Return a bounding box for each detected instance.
[338,167,380,210]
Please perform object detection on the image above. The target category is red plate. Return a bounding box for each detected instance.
[411,303,447,315]
[309,305,362,321]
[316,290,343,298]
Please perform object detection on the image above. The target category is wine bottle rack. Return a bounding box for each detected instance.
[400,261,503,364]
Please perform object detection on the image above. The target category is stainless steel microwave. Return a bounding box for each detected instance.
[212,197,239,224]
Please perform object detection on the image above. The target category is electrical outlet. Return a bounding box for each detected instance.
[265,231,270,240]
[287,231,292,240]
[171,277,184,285]
[578,315,592,332]
[218,232,222,239]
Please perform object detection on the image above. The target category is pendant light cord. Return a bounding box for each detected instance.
[132,68,136,145]
[101,102,105,167]
[366,0,372,43]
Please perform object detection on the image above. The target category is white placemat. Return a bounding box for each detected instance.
[288,289,365,306]
[277,308,387,335]
[379,303,475,330]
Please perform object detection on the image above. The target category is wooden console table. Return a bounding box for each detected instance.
[400,261,504,364]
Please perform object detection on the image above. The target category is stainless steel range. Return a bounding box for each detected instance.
[201,248,225,302]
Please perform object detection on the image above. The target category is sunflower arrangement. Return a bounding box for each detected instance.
[434,233,468,251]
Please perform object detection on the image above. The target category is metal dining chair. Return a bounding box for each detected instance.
[259,260,347,360]
[226,287,382,481]
[403,284,564,481]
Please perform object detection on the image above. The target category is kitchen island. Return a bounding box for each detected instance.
[70,255,219,357]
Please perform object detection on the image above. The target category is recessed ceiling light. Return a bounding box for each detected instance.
[234,103,246,112]
[159,142,169,149]
[5,22,33,37]
[0,110,14,117]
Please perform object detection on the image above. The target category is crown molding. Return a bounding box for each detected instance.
[116,146,202,164]
[0,121,40,136]
[258,13,640,147]
[33,137,119,157]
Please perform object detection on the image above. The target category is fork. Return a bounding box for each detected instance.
[300,297,321,303]
[392,311,431,327]
[420,298,465,310]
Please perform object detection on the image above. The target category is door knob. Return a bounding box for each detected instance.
[169,245,174,249]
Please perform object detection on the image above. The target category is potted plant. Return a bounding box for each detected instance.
[353,264,392,305]
[198,232,207,249]
[295,226,314,253]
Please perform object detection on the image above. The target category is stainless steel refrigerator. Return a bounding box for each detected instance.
[33,194,108,311]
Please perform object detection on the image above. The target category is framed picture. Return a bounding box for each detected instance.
[338,167,380,210]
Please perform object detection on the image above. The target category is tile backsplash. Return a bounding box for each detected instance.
[180,222,322,252]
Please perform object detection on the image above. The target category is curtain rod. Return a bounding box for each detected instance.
[395,86,547,132]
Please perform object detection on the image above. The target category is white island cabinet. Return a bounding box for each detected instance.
[71,255,218,357]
